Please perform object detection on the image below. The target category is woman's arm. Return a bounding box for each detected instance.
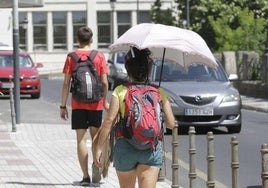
[92,95,119,167]
[163,99,176,129]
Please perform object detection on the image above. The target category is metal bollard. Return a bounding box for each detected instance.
[172,121,179,188]
[188,126,196,188]
[9,83,16,132]
[231,136,239,188]
[207,131,215,188]
[261,143,268,188]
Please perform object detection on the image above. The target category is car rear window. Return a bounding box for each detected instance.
[116,52,126,64]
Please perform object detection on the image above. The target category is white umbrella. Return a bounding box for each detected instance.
[109,23,218,69]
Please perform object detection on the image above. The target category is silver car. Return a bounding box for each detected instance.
[107,52,128,90]
[151,60,241,133]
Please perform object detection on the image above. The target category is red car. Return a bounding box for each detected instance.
[0,51,43,99]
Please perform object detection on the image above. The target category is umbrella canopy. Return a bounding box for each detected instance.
[109,23,217,69]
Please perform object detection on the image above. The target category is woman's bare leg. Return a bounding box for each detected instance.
[116,169,137,188]
[136,164,160,188]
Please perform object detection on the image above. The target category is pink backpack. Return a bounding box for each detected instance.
[121,84,164,150]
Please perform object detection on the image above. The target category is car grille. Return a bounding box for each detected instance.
[180,96,216,105]
[176,115,222,122]
[0,77,23,82]
[0,78,11,82]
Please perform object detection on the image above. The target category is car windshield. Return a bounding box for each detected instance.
[0,55,33,68]
[151,60,228,82]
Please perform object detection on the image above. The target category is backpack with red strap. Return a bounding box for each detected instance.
[68,50,103,103]
[119,83,164,150]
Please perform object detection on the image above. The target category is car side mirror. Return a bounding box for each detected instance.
[228,74,238,81]
[35,62,43,68]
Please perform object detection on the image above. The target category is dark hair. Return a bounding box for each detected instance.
[76,26,93,46]
[125,47,153,83]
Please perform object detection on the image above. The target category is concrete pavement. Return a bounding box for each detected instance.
[0,121,172,188]
[0,98,172,188]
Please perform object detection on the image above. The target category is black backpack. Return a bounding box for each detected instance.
[68,50,103,103]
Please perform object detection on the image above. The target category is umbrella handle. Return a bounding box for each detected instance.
[159,48,166,87]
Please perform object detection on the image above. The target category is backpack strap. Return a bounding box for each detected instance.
[68,50,98,63]
[89,50,98,61]
[68,52,80,63]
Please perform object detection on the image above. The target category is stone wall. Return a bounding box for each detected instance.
[222,51,268,99]
[235,81,268,99]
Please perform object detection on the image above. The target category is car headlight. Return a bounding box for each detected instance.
[25,76,38,81]
[222,93,240,103]
[168,95,176,104]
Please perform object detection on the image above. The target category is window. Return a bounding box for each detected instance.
[117,12,131,37]
[33,12,47,50]
[73,11,87,48]
[138,11,151,23]
[97,11,111,48]
[19,12,27,50]
[53,12,67,50]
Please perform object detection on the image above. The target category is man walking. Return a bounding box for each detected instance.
[60,26,109,185]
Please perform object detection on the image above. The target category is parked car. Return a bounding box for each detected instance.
[151,60,241,133]
[107,52,128,90]
[0,50,43,99]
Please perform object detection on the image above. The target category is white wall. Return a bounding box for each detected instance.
[0,9,12,46]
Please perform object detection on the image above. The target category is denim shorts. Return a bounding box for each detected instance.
[113,137,162,172]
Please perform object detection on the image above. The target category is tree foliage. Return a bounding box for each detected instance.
[151,0,268,53]
[151,0,175,26]
[209,7,266,53]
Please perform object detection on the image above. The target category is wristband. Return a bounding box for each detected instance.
[60,106,67,109]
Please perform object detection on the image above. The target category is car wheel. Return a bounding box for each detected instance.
[227,124,241,134]
[31,93,40,99]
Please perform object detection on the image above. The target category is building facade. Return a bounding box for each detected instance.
[1,0,175,67]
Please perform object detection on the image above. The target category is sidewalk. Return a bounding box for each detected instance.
[0,121,172,188]
[241,95,268,113]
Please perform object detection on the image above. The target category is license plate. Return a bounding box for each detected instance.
[1,83,13,89]
[184,108,214,116]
